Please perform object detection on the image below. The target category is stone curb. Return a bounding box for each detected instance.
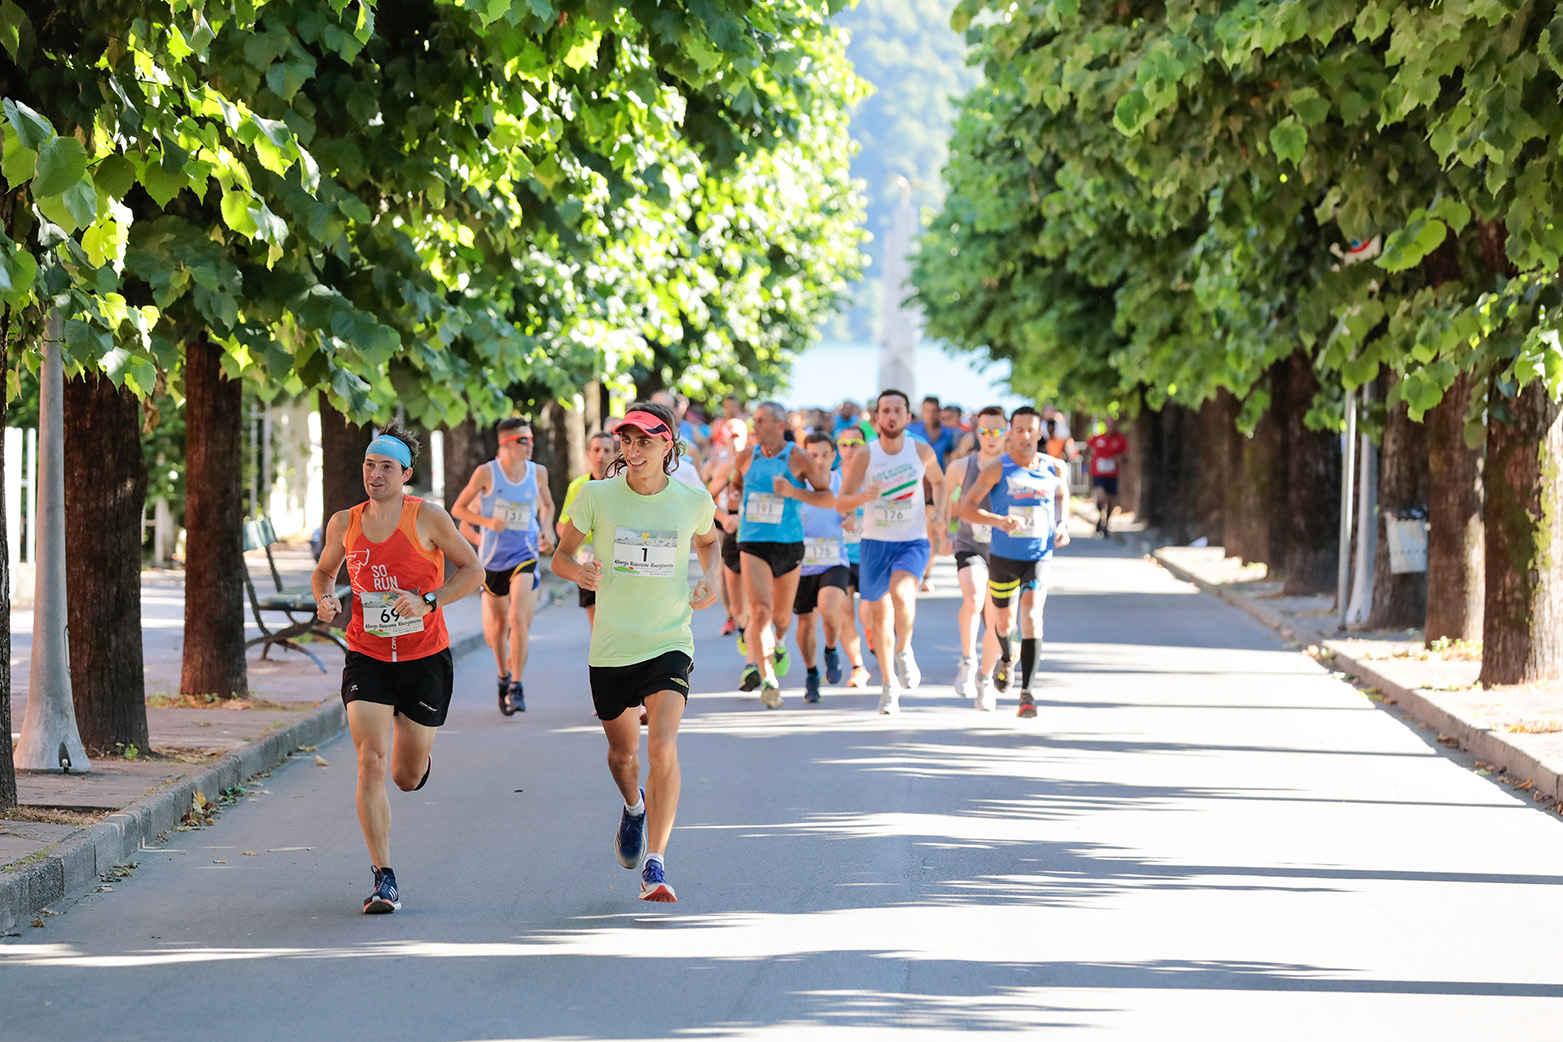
[0,584,568,933]
[1095,514,1563,813]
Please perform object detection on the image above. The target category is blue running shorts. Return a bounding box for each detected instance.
[857,538,931,603]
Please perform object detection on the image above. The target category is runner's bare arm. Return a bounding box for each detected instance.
[834,450,879,512]
[689,524,720,609]
[552,521,601,591]
[450,465,500,532]
[401,503,483,618]
[1053,457,1072,547]
[959,461,1021,532]
[918,442,947,525]
[311,510,351,622]
[534,463,556,553]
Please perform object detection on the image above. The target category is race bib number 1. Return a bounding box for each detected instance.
[613,527,678,578]
[358,590,425,638]
[745,493,786,525]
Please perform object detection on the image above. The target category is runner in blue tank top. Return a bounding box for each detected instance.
[733,401,831,707]
[789,434,868,703]
[959,406,1070,719]
[452,418,556,714]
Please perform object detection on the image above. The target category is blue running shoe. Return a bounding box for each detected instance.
[640,859,677,902]
[804,668,821,703]
[823,646,842,685]
[364,866,400,914]
[616,787,646,869]
[506,680,526,713]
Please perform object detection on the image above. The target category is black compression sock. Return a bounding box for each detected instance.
[1020,638,1037,690]
[997,631,1014,663]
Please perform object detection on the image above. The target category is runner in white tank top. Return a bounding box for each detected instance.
[837,389,946,715]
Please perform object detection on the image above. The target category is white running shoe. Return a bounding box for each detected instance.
[877,684,902,715]
[896,648,921,690]
[953,656,974,698]
[975,678,998,713]
[759,680,783,709]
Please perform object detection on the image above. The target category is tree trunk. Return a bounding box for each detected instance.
[1366,376,1430,630]
[181,337,249,700]
[1479,377,1563,685]
[1232,368,1285,569]
[64,371,150,754]
[1278,351,1341,595]
[440,416,497,514]
[1130,408,1156,526]
[1196,393,1233,547]
[319,394,370,524]
[1424,371,1485,644]
[0,265,15,810]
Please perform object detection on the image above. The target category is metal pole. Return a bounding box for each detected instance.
[1336,387,1357,629]
[1345,383,1377,627]
[15,310,91,772]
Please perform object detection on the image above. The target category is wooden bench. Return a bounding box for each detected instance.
[243,517,350,672]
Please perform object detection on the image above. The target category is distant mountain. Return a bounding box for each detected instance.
[826,0,981,344]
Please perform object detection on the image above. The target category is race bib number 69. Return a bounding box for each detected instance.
[358,590,425,638]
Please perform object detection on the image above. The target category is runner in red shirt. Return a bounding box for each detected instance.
[1086,418,1129,537]
[312,422,483,914]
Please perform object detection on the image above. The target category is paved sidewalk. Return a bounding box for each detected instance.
[1081,504,1563,813]
[2,542,568,929]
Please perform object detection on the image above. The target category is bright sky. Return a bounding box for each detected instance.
[779,341,1030,414]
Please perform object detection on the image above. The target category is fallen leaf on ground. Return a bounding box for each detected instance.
[241,851,256,856]
[30,919,44,928]
[315,755,329,766]
[1517,778,1535,791]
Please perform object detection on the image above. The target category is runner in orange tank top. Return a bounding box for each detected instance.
[312,422,483,914]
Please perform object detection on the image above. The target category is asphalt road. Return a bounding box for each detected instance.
[5,526,1563,1039]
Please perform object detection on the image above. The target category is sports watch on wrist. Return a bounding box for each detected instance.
[421,591,439,613]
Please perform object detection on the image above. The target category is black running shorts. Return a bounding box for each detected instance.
[589,651,693,722]
[482,558,538,596]
[987,554,1047,609]
[954,549,988,571]
[341,647,455,728]
[721,526,743,574]
[738,540,805,577]
[793,565,850,615]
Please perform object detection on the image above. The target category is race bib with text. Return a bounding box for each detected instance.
[613,527,678,578]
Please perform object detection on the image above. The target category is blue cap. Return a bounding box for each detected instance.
[365,434,412,469]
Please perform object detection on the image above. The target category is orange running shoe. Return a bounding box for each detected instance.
[847,666,871,688]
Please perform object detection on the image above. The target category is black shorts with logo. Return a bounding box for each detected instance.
[341,647,455,728]
[738,540,805,578]
[793,565,851,615]
[1091,475,1119,497]
[482,558,538,597]
[589,650,693,722]
[579,586,597,609]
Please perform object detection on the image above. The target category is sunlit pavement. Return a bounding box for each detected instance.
[6,527,1563,1039]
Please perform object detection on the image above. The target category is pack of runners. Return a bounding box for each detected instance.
[310,392,1104,913]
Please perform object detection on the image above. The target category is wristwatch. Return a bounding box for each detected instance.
[421,591,439,613]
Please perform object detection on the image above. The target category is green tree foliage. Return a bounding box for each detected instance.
[916,0,1563,425]
[2,0,867,422]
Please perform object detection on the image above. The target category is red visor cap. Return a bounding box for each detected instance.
[611,410,674,442]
